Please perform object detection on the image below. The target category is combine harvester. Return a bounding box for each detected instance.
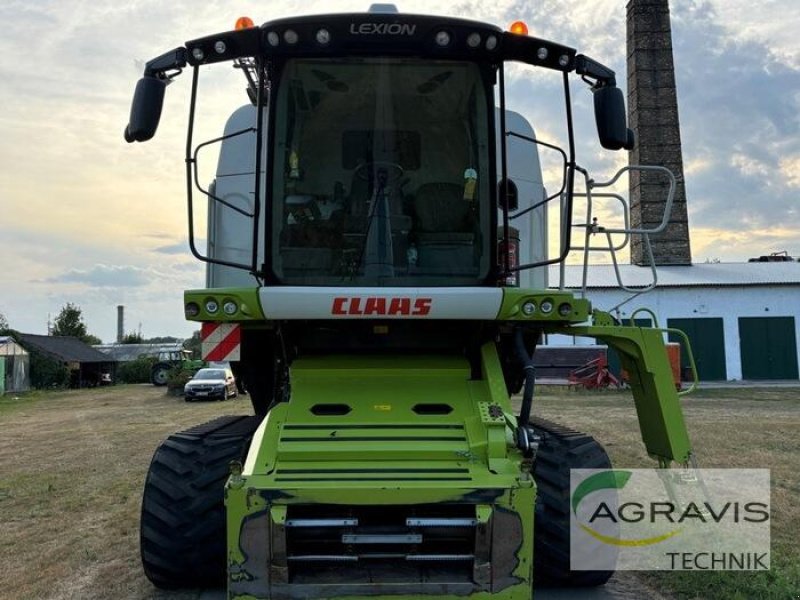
[126,5,695,598]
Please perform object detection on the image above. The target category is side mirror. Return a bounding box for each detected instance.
[593,86,635,151]
[497,178,519,211]
[124,76,167,143]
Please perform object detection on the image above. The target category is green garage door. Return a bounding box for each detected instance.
[668,318,727,381]
[739,317,799,380]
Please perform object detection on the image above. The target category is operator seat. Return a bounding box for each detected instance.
[412,182,475,273]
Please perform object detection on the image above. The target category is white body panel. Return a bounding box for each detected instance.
[259,287,503,320]
[497,109,548,289]
[206,105,266,288]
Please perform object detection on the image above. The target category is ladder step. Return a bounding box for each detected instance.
[341,534,422,544]
[286,518,358,527]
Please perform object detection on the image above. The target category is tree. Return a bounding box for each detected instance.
[51,303,101,344]
[0,311,9,335]
[121,332,145,344]
[143,336,180,344]
[183,330,202,359]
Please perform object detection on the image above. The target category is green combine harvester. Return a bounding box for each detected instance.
[126,5,694,598]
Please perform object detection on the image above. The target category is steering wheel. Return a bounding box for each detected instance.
[354,161,405,184]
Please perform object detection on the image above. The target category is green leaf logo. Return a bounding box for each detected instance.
[572,470,681,547]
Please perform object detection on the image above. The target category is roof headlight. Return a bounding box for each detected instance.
[223,300,238,316]
[205,299,219,314]
[485,35,498,50]
[467,33,481,48]
[522,301,537,316]
[214,40,227,54]
[185,302,200,318]
[316,28,331,45]
[284,29,299,44]
[558,302,573,317]
[435,30,451,46]
[537,47,549,60]
[191,47,205,61]
[540,299,554,314]
[267,31,280,46]
[559,54,570,67]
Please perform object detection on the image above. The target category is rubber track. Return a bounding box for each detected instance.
[530,417,615,587]
[140,415,262,589]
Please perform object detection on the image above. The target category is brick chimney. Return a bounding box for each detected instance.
[117,305,124,343]
[627,0,692,265]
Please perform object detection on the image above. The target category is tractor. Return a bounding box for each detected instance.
[150,348,205,386]
[126,6,694,598]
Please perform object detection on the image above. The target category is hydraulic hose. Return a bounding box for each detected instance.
[514,327,536,427]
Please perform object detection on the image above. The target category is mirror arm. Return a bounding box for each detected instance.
[574,54,616,87]
[144,47,188,79]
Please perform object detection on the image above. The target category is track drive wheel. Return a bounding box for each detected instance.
[530,417,616,587]
[140,415,263,589]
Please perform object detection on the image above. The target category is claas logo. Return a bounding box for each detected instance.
[332,297,432,316]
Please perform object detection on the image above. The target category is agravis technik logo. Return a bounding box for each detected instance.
[570,469,770,571]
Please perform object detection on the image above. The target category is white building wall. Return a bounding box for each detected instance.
[551,285,800,381]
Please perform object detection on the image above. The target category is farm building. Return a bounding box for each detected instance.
[547,261,800,382]
[17,334,116,388]
[0,336,30,393]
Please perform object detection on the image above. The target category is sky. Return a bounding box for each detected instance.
[0,0,798,342]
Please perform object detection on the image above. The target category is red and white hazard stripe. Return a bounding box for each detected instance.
[201,323,241,362]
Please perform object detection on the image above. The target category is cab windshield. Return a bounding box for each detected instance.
[270,57,492,286]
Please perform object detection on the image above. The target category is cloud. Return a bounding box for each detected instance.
[153,242,188,255]
[779,156,800,188]
[692,226,800,261]
[666,1,800,235]
[43,264,158,288]
[152,239,207,255]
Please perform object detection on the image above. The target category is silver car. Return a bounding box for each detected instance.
[184,368,238,401]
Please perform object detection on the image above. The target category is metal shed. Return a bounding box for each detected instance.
[0,336,30,393]
[17,334,116,388]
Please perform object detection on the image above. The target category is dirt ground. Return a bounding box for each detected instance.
[0,384,797,600]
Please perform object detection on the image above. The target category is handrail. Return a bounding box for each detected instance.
[626,309,699,396]
[564,164,676,295]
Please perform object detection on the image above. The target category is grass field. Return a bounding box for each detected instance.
[532,385,800,600]
[0,384,797,600]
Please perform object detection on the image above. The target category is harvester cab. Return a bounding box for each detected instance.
[128,6,695,598]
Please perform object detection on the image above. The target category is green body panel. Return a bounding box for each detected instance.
[607,318,653,377]
[184,287,266,322]
[225,346,535,599]
[182,287,695,597]
[497,289,591,323]
[569,312,693,464]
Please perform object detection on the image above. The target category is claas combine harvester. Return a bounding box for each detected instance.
[126,5,695,598]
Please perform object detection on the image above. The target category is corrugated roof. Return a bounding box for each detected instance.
[18,334,114,363]
[93,343,183,362]
[549,262,800,289]
[0,337,28,357]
